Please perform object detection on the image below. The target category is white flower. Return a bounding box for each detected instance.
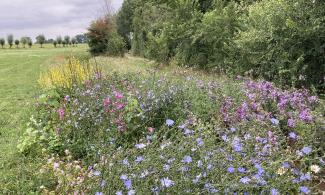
[311,165,321,173]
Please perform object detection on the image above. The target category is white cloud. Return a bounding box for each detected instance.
[0,0,123,40]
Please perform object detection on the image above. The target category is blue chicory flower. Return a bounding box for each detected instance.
[166,119,175,127]
[161,177,175,188]
[182,155,192,164]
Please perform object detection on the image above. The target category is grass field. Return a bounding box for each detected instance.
[0,44,88,193]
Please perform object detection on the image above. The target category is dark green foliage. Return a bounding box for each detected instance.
[36,35,46,48]
[14,40,19,48]
[232,0,325,92]
[116,0,324,93]
[87,17,126,56]
[0,38,5,48]
[7,34,14,48]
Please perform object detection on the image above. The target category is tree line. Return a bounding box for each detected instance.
[87,0,325,93]
[0,34,88,49]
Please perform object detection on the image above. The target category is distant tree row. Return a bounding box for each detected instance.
[0,34,88,49]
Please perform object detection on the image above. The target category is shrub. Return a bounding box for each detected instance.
[87,17,126,56]
[232,0,325,92]
[38,57,97,89]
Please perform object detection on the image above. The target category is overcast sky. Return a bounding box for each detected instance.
[0,0,123,40]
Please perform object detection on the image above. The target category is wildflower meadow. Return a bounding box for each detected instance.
[17,57,325,194]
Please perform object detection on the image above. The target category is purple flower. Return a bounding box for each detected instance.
[196,138,204,146]
[232,137,243,152]
[270,118,279,125]
[135,143,146,149]
[299,110,313,122]
[128,190,136,195]
[299,186,310,194]
[300,173,311,181]
[95,192,103,195]
[238,167,246,173]
[301,146,312,155]
[135,156,145,163]
[182,155,192,164]
[93,170,101,176]
[282,162,290,168]
[289,132,297,139]
[271,188,279,195]
[160,177,175,188]
[163,164,170,171]
[240,176,251,184]
[124,179,132,190]
[287,119,295,128]
[227,166,235,173]
[116,191,123,195]
[166,119,175,127]
[120,174,128,180]
[197,160,203,167]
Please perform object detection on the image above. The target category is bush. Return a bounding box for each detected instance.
[87,17,126,56]
[38,57,96,89]
[231,0,325,92]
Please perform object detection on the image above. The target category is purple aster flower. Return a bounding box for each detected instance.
[116,191,123,195]
[240,176,251,184]
[124,179,132,190]
[227,166,235,173]
[184,128,194,135]
[95,192,103,195]
[166,119,175,127]
[135,143,146,149]
[299,186,310,194]
[238,167,246,173]
[232,137,243,152]
[255,163,264,176]
[160,177,175,188]
[163,164,170,171]
[167,158,176,164]
[299,110,313,122]
[271,188,279,195]
[93,170,101,176]
[289,132,297,139]
[128,190,136,195]
[301,146,312,155]
[120,174,128,180]
[178,124,186,129]
[270,118,279,125]
[135,156,145,163]
[196,138,204,146]
[221,134,229,142]
[287,118,295,128]
[207,164,213,170]
[182,155,192,164]
[300,173,311,181]
[122,159,130,166]
[282,162,290,168]
[204,183,218,193]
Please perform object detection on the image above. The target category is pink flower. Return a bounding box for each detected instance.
[115,103,125,110]
[114,91,123,100]
[57,108,65,120]
[64,95,70,101]
[148,127,155,133]
[103,97,111,107]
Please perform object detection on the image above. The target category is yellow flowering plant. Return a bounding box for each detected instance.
[38,57,98,89]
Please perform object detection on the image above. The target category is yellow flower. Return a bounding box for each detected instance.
[276,167,286,175]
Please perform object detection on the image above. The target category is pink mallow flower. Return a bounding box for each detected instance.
[103,97,111,107]
[114,91,123,100]
[57,108,65,120]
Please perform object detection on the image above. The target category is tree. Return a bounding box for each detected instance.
[75,34,88,43]
[56,36,62,46]
[62,41,66,47]
[71,38,77,47]
[36,34,46,48]
[64,36,70,46]
[53,41,57,47]
[7,34,14,48]
[15,40,20,48]
[28,40,33,48]
[20,37,29,48]
[0,38,5,48]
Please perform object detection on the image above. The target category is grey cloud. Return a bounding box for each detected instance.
[0,0,123,39]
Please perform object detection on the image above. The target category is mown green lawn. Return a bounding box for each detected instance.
[0,44,88,193]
